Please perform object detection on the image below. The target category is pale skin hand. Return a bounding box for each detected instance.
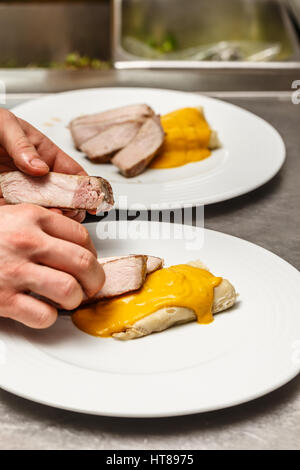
[0,108,88,222]
[0,204,105,329]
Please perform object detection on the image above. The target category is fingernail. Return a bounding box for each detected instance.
[30,158,49,170]
[64,210,79,218]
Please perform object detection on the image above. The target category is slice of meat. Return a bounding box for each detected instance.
[0,171,114,212]
[112,115,165,177]
[70,104,154,128]
[145,255,164,274]
[98,255,164,274]
[70,104,154,148]
[80,121,141,162]
[70,122,108,149]
[83,255,148,303]
[35,255,148,309]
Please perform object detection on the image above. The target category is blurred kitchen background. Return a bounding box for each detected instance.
[1,0,300,93]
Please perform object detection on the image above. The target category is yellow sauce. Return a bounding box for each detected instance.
[72,264,222,338]
[150,107,212,169]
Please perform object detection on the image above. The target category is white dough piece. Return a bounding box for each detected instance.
[113,261,236,340]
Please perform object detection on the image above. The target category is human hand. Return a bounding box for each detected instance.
[0,108,87,222]
[0,204,105,328]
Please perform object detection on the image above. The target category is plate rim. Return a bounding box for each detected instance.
[0,369,298,419]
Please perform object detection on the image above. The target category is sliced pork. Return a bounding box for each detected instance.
[70,123,108,149]
[98,255,164,274]
[84,255,148,303]
[0,171,114,212]
[144,255,164,273]
[70,104,154,148]
[33,255,148,309]
[80,121,142,162]
[70,104,154,128]
[111,115,165,177]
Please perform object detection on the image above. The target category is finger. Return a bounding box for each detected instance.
[0,111,49,176]
[18,117,87,176]
[40,211,97,256]
[49,208,86,223]
[63,209,86,223]
[74,211,86,223]
[0,152,18,172]
[61,209,79,220]
[8,293,57,329]
[36,238,105,297]
[23,263,84,310]
[48,208,63,215]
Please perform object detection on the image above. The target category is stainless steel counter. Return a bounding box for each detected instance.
[0,92,299,450]
[2,67,300,93]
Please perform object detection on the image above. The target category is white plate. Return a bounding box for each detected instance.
[0,221,299,418]
[11,88,285,210]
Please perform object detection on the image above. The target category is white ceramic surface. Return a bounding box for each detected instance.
[0,221,299,417]
[11,88,286,209]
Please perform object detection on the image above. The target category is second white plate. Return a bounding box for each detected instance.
[0,221,299,417]
[12,87,285,209]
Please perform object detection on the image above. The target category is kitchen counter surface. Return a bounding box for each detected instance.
[0,93,299,450]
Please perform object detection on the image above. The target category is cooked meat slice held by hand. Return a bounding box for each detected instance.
[33,255,148,309]
[83,255,148,302]
[98,255,164,274]
[0,171,114,212]
[112,115,165,177]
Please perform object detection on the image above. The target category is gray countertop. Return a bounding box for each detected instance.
[0,93,299,450]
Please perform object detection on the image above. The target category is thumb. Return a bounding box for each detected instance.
[0,110,49,176]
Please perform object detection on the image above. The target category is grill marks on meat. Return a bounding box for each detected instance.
[111,116,165,177]
[70,104,164,177]
[0,171,114,212]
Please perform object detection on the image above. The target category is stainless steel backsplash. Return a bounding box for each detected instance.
[0,2,110,67]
